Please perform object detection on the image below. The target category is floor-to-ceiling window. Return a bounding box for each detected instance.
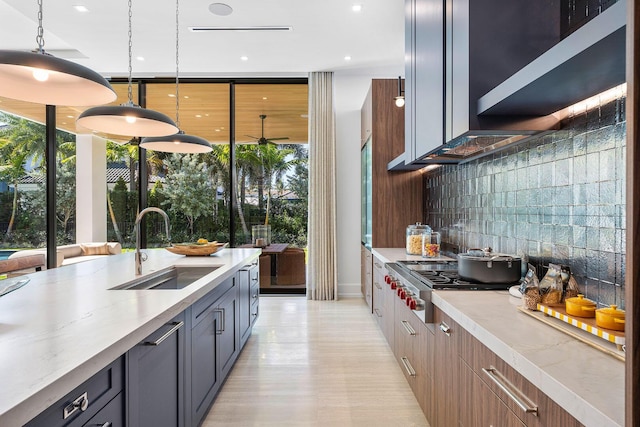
[0,78,308,291]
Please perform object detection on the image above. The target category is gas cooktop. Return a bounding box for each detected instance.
[394,260,515,290]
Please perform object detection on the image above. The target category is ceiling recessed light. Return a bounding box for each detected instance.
[183,96,189,99]
[352,4,363,12]
[240,56,249,61]
[195,114,202,118]
[262,97,268,100]
[209,3,233,16]
[136,56,145,61]
[168,94,176,97]
[67,115,74,118]
[344,55,352,61]
[73,5,89,12]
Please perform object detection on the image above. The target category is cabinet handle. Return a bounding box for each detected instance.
[63,391,88,419]
[374,262,382,268]
[439,321,451,336]
[374,308,382,318]
[87,423,112,427]
[482,366,538,416]
[143,321,184,346]
[214,308,225,334]
[400,357,416,377]
[374,281,382,290]
[252,293,259,299]
[401,320,416,336]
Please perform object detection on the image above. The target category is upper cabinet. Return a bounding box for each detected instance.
[391,0,626,170]
[400,0,445,168]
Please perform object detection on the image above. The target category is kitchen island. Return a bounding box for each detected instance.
[373,248,624,427]
[0,247,260,427]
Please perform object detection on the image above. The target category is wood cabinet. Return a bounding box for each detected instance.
[394,297,434,419]
[239,260,259,347]
[458,326,583,427]
[127,313,185,427]
[362,247,372,311]
[189,276,239,427]
[25,357,125,427]
[360,80,423,248]
[432,307,460,427]
[371,254,384,328]
[459,362,526,427]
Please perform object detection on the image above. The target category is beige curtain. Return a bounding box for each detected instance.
[306,71,338,300]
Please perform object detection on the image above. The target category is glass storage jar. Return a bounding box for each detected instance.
[422,231,441,258]
[406,222,431,255]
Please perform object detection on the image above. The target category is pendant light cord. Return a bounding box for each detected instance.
[175,0,180,128]
[36,0,45,53]
[127,0,134,106]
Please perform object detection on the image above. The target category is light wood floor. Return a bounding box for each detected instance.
[203,296,429,427]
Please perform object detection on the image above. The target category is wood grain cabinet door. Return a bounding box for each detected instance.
[432,308,460,427]
[459,360,525,427]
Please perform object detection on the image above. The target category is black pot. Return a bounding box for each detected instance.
[457,251,522,284]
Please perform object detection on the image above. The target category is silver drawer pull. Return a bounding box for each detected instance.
[374,308,382,318]
[400,357,416,377]
[214,308,225,334]
[482,367,538,416]
[63,392,88,419]
[252,293,259,299]
[401,320,416,336]
[374,281,382,290]
[439,321,451,336]
[143,321,184,346]
[374,262,382,268]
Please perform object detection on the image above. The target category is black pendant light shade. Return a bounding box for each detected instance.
[76,103,179,137]
[140,131,213,153]
[0,50,116,107]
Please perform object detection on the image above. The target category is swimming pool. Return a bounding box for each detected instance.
[0,250,17,260]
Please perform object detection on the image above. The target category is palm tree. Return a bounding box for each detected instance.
[0,145,28,238]
[256,144,299,225]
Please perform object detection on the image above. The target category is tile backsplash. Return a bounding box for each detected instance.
[424,96,626,308]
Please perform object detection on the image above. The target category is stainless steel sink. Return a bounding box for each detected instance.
[110,266,218,290]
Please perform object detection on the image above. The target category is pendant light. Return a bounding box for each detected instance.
[394,76,405,108]
[76,0,179,137]
[140,0,212,153]
[0,0,116,106]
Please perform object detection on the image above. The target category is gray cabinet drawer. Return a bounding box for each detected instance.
[82,392,124,427]
[25,356,124,427]
[191,276,235,325]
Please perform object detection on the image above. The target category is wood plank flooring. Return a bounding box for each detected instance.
[203,297,429,427]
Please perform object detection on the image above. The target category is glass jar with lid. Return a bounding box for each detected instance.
[406,222,431,255]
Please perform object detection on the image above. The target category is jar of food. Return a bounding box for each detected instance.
[422,231,441,258]
[406,222,431,255]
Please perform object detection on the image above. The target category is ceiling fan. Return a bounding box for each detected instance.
[246,114,289,145]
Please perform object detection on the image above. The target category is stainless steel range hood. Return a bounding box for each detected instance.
[389,0,625,172]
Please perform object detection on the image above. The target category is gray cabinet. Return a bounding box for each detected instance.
[239,261,259,347]
[25,357,125,427]
[189,276,238,427]
[127,313,185,427]
[404,0,445,163]
[83,393,125,427]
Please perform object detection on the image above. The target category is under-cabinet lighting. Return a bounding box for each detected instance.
[562,83,627,117]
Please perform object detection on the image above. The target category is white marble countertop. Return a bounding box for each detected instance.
[372,247,624,427]
[0,248,260,427]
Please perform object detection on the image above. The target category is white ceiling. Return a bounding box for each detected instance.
[0,0,405,78]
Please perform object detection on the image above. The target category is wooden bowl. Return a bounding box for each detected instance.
[165,242,227,256]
